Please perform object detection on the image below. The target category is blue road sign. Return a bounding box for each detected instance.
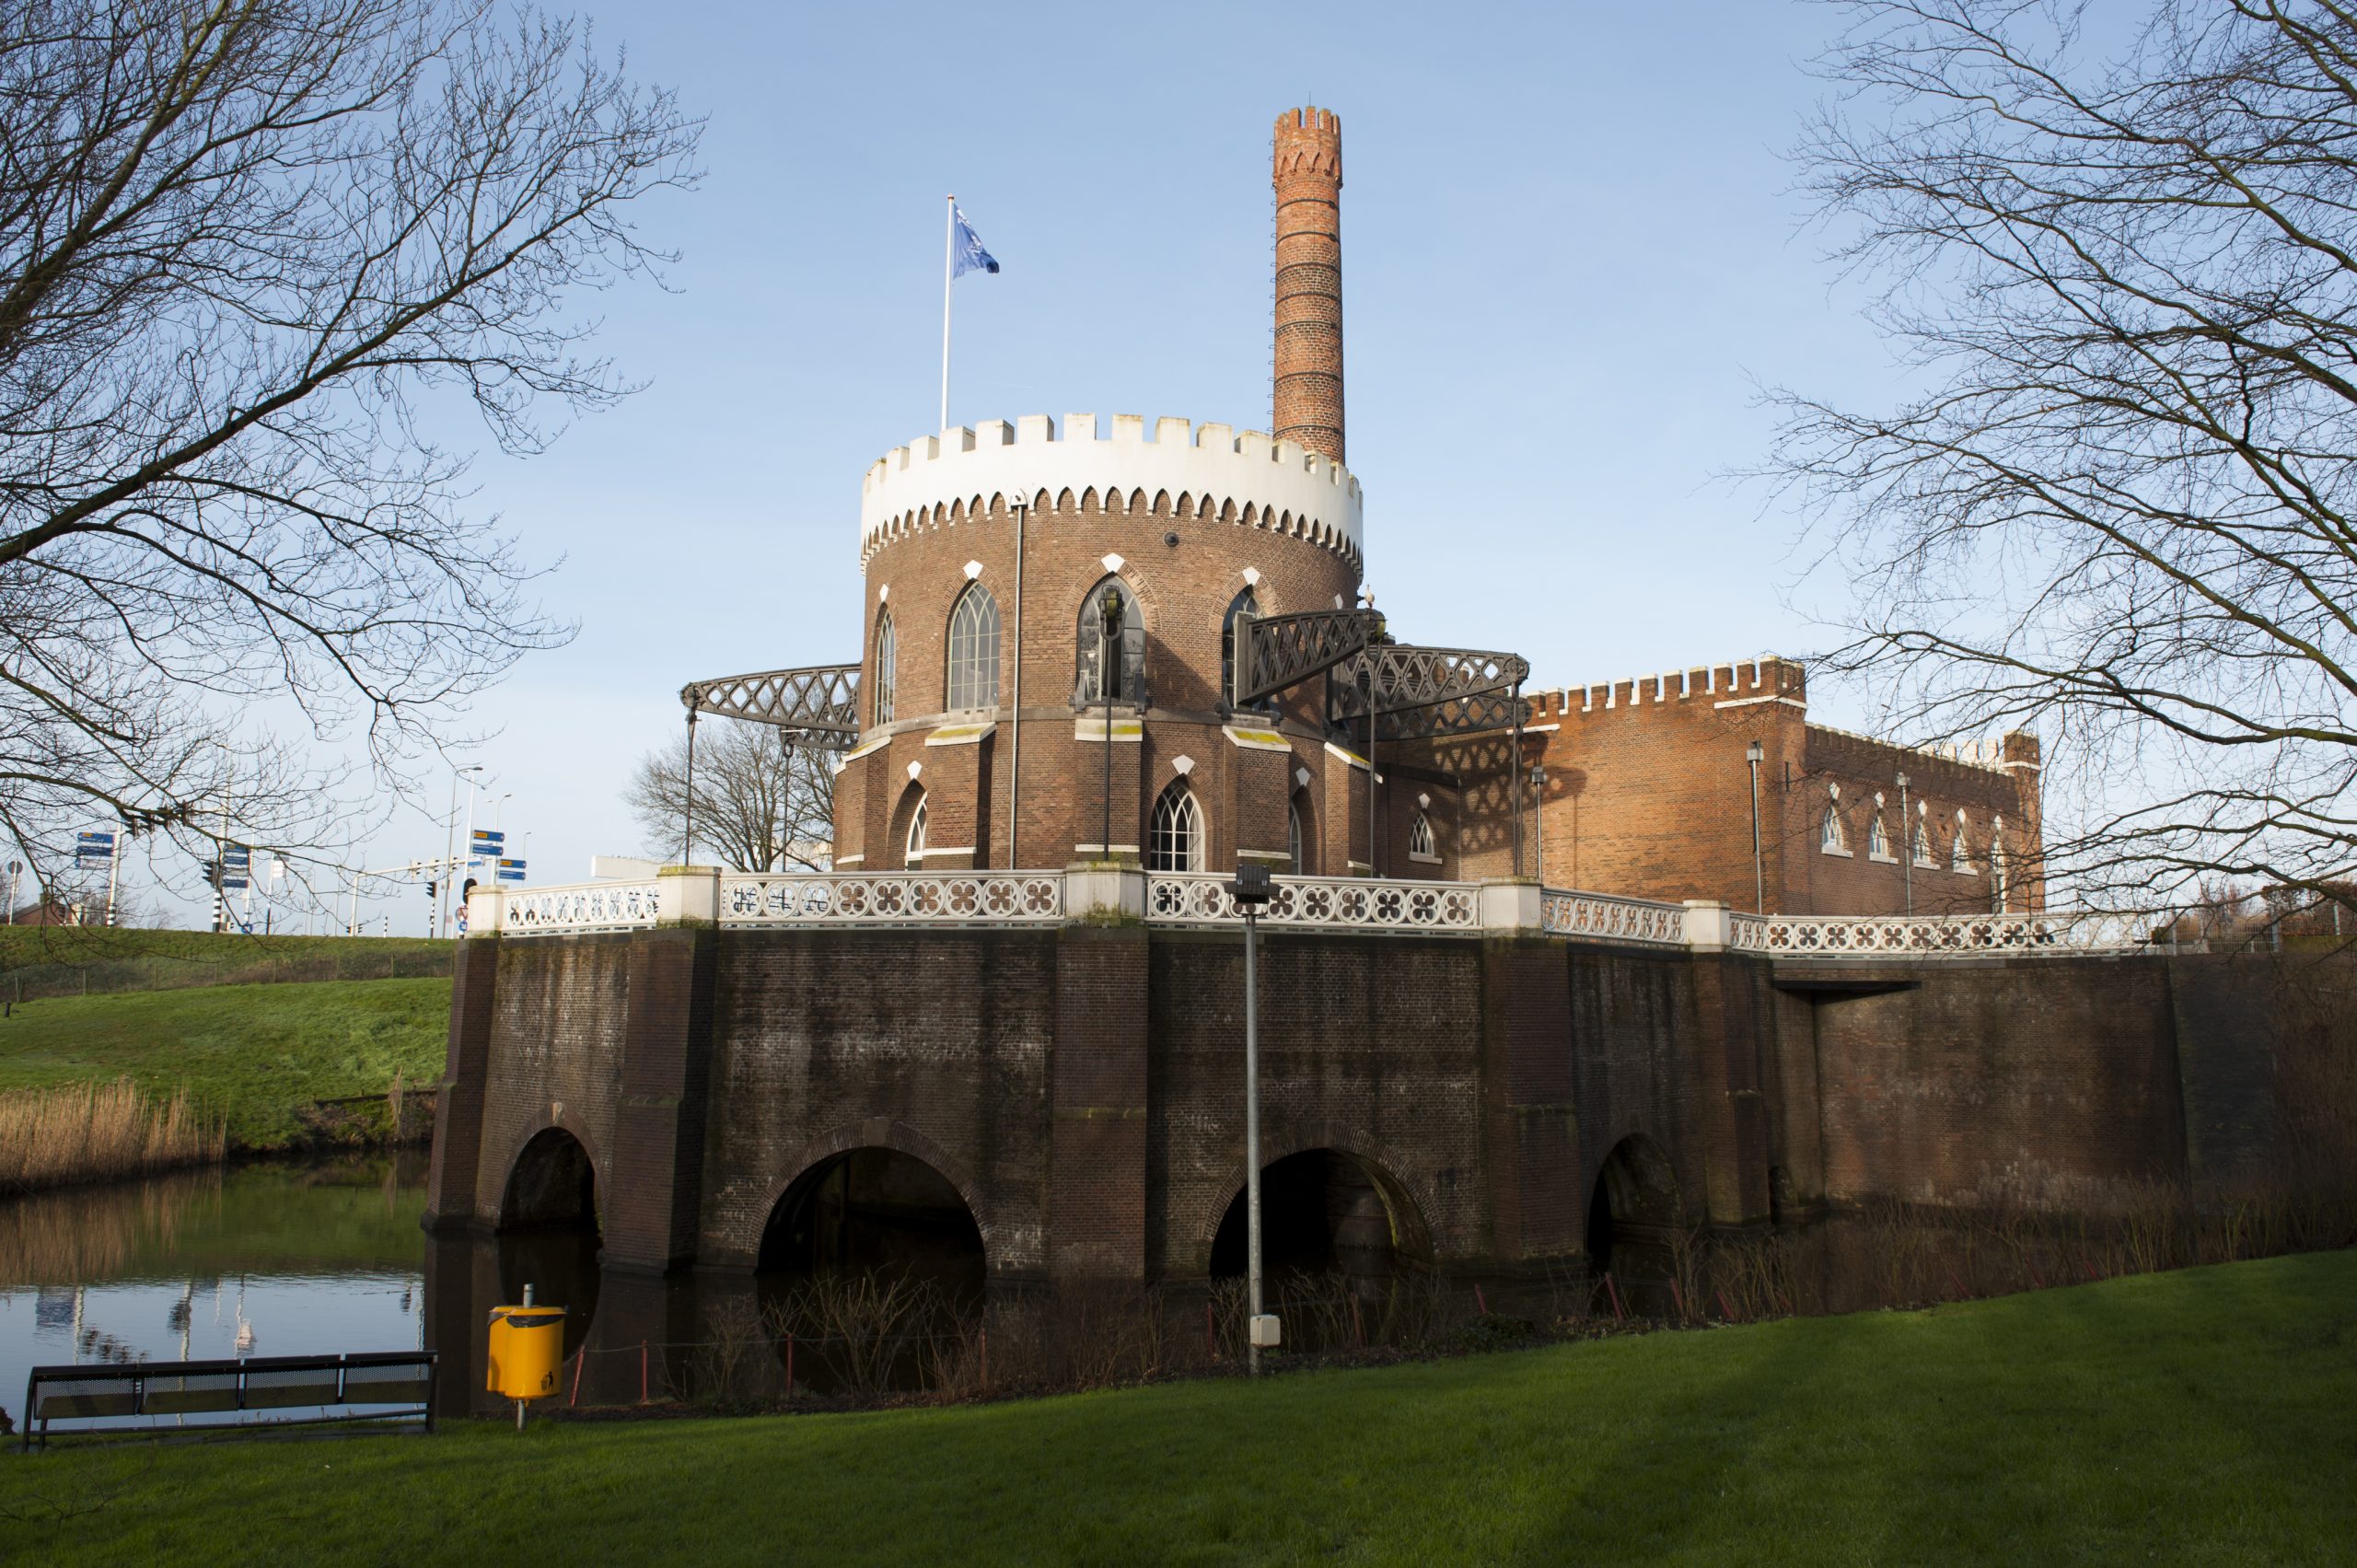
[222,846,251,868]
[496,869,526,882]
[470,830,505,846]
[77,830,115,845]
[220,877,249,891]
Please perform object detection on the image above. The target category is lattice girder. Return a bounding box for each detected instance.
[1232,610,1387,705]
[1328,644,1531,738]
[680,664,862,749]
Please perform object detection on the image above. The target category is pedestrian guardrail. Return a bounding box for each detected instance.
[19,1351,435,1447]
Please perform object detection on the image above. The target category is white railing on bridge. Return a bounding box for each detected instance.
[719,872,1062,926]
[1726,911,2134,956]
[1539,890,1689,948]
[484,869,2143,957]
[1144,872,1482,931]
[503,880,661,935]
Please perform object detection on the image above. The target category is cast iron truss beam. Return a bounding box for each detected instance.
[1232,609,1387,705]
[679,663,862,749]
[1329,645,1531,739]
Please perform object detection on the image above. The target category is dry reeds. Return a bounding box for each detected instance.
[0,1078,226,1193]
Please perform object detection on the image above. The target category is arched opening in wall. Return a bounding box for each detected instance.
[1208,1150,1429,1317]
[945,581,1001,712]
[871,606,896,726]
[888,784,926,870]
[757,1147,986,1300]
[1585,1134,1681,1311]
[499,1127,598,1233]
[1288,791,1310,874]
[1222,587,1269,712]
[1148,780,1204,873]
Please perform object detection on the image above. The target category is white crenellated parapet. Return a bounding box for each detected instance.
[859,414,1364,565]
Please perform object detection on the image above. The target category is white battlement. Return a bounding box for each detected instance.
[858,414,1364,564]
[1808,723,2020,775]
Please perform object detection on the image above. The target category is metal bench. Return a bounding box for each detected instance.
[20,1351,435,1448]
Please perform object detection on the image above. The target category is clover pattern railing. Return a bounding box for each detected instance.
[719,872,1062,926]
[1145,873,1482,931]
[1727,912,2127,955]
[1539,890,1689,947]
[505,880,660,935]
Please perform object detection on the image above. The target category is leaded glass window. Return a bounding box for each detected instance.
[946,583,1000,711]
[872,609,896,726]
[1148,781,1203,872]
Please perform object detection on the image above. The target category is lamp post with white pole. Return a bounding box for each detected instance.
[1226,859,1279,1373]
[1896,771,1912,915]
[439,765,483,939]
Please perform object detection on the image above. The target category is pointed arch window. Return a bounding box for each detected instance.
[1868,808,1893,861]
[1288,794,1306,874]
[946,582,1000,711]
[1911,813,1933,867]
[1820,795,1850,855]
[872,608,896,726]
[1148,780,1203,873]
[1950,811,1969,872]
[1222,587,1269,711]
[1075,577,1144,703]
[1407,809,1438,864]
[902,793,928,868]
[1991,816,2010,910]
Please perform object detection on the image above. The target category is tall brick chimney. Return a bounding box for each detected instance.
[1272,106,1343,464]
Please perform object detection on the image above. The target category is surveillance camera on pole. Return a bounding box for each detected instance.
[1225,858,1281,1369]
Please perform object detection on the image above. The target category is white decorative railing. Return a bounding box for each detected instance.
[1727,911,2131,955]
[1539,890,1689,947]
[1145,873,1481,932]
[505,881,660,935]
[719,872,1062,926]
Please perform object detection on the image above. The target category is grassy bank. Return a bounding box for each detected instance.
[0,977,448,1152]
[0,927,448,1003]
[6,1249,2351,1564]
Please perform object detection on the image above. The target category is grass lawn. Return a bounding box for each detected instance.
[5,1249,2351,1565]
[0,977,449,1150]
[0,927,447,1000]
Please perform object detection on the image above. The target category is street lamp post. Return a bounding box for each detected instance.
[1099,588,1124,864]
[1227,859,1278,1373]
[1747,741,1766,912]
[440,765,483,939]
[1896,771,1913,915]
[1529,765,1548,886]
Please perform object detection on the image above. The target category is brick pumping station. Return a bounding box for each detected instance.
[421,109,2323,1391]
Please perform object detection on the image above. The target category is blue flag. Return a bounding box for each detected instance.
[952,206,1000,277]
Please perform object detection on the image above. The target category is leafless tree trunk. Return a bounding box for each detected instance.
[626,725,834,873]
[0,0,701,903]
[1771,0,2357,913]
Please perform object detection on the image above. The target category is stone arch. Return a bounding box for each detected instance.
[1173,490,1191,517]
[496,1118,604,1232]
[735,1119,1001,1276]
[1187,1126,1435,1279]
[1074,486,1094,514]
[1219,498,1237,524]
[1585,1132,1683,1286]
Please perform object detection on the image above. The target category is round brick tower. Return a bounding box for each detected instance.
[1271,107,1344,465]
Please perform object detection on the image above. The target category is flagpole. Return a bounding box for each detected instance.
[940,193,955,433]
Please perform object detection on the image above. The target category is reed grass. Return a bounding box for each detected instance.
[0,1077,225,1193]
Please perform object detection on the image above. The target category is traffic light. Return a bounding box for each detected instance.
[425,879,436,900]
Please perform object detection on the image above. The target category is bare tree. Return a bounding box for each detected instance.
[1773,1,2357,911]
[0,0,701,900]
[626,725,834,873]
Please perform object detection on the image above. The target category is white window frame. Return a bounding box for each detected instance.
[946,582,1001,713]
[1147,782,1204,873]
[1820,792,1852,857]
[1407,809,1439,865]
[903,794,928,866]
[872,608,896,726]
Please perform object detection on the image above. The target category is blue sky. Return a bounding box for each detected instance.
[130,0,1922,930]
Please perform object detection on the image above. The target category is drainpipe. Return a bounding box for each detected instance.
[1006,498,1027,870]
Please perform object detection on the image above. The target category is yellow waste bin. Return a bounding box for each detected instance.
[485,1300,566,1402]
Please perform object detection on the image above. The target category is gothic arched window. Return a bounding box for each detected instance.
[900,791,928,869]
[1148,780,1203,873]
[1075,577,1144,703]
[1408,810,1437,863]
[1868,809,1892,860]
[1991,816,2009,910]
[1821,796,1847,854]
[872,608,896,726]
[1950,811,1969,872]
[1222,586,1267,710]
[1911,813,1933,866]
[1288,794,1306,874]
[946,582,1000,711]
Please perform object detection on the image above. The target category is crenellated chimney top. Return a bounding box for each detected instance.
[1272,107,1343,465]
